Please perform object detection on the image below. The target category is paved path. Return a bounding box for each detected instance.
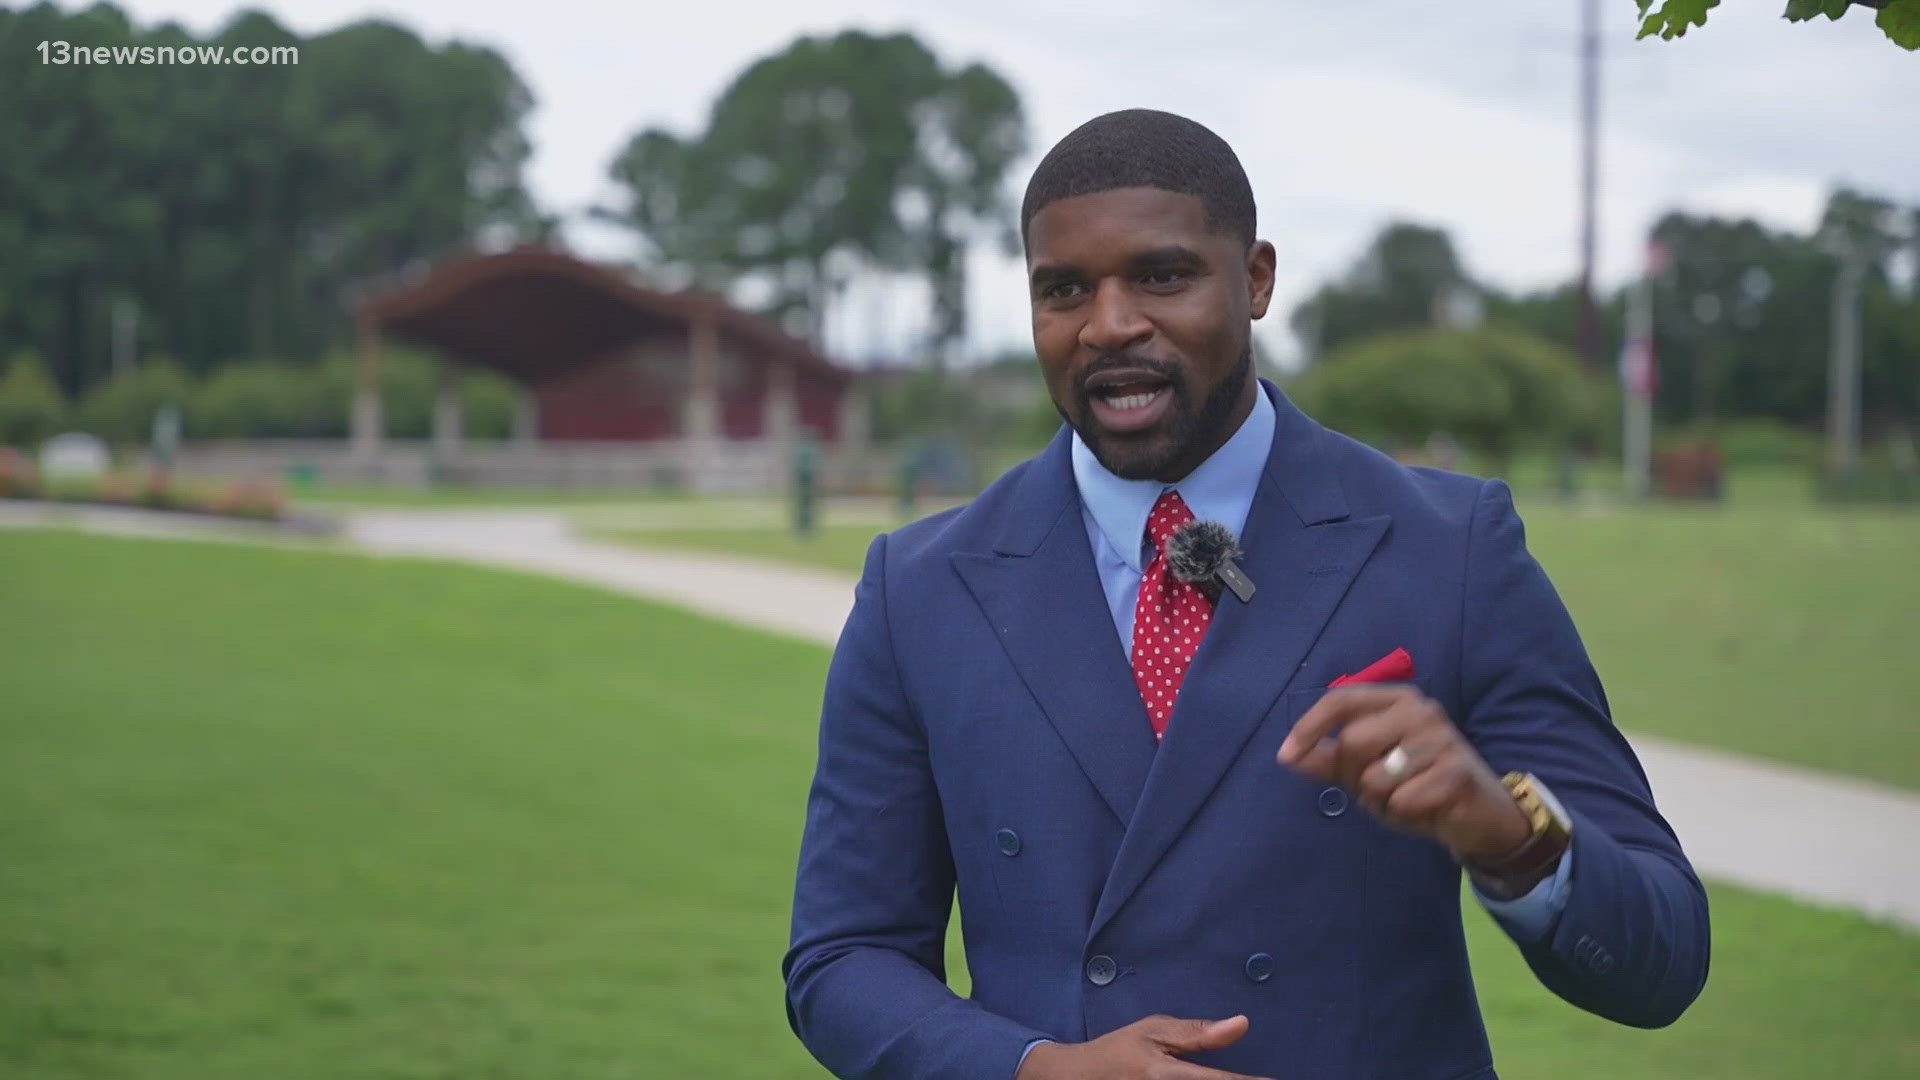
[350,509,855,646]
[13,502,1919,932]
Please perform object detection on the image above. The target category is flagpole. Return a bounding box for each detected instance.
[1622,238,1662,500]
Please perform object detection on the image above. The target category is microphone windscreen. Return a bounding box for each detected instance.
[1166,519,1241,585]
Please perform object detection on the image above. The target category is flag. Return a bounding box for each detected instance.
[1619,334,1657,399]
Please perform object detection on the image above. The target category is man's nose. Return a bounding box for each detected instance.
[1078,279,1152,355]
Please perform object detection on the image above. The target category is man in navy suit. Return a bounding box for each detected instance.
[785,109,1709,1080]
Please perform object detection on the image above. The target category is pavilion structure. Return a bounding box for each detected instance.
[348,246,867,491]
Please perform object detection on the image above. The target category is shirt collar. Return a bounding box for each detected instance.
[1070,383,1275,573]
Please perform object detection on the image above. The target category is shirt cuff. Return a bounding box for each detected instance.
[1016,1038,1052,1077]
[1472,837,1574,944]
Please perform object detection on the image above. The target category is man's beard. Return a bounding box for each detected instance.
[1061,345,1252,481]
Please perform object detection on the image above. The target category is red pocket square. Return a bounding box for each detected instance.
[1328,647,1416,687]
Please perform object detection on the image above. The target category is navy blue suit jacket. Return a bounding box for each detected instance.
[785,382,1709,1079]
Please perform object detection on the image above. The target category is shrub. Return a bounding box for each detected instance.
[462,368,520,440]
[0,446,42,497]
[1667,417,1821,471]
[192,361,349,438]
[76,360,195,444]
[73,353,523,442]
[319,352,517,439]
[1286,327,1598,472]
[0,352,69,447]
[201,476,288,519]
[15,467,290,520]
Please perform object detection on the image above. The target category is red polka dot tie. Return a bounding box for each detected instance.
[1131,490,1214,741]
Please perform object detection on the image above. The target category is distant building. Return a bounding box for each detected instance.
[343,246,870,491]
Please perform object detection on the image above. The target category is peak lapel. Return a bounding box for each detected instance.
[951,429,1155,827]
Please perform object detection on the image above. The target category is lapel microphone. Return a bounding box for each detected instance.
[1166,519,1256,603]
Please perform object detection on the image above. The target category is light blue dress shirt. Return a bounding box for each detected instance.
[1017,390,1572,1073]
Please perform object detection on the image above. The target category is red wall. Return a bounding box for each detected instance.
[535,353,678,441]
[534,341,845,443]
[799,374,842,441]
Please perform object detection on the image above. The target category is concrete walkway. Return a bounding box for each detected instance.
[349,509,856,646]
[12,502,1919,933]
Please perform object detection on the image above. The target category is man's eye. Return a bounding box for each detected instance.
[1141,269,1187,288]
[1042,282,1085,301]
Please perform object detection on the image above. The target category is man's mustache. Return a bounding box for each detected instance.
[1076,355,1186,397]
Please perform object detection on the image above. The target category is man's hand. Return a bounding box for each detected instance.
[1015,1014,1271,1080]
[1276,684,1532,868]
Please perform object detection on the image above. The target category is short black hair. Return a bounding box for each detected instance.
[1020,109,1256,247]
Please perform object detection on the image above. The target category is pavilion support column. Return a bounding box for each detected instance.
[837,377,869,451]
[764,353,799,493]
[350,312,385,475]
[682,312,723,491]
[511,386,539,447]
[432,358,464,475]
[685,312,721,442]
[765,355,799,443]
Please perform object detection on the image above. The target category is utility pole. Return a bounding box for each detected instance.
[1577,0,1602,374]
[1827,239,1867,475]
[111,298,138,377]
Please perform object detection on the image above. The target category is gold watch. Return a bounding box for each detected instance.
[1472,772,1573,896]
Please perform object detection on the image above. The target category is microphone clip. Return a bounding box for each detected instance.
[1167,518,1257,604]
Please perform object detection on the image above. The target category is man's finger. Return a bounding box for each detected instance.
[1284,701,1400,780]
[1278,684,1416,765]
[1355,727,1445,810]
[1381,754,1466,827]
[1146,1014,1250,1054]
[1280,693,1421,784]
[1326,704,1428,790]
[1285,732,1340,779]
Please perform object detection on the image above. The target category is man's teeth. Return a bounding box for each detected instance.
[1104,388,1160,410]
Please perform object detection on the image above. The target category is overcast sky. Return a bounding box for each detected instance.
[105,0,1920,366]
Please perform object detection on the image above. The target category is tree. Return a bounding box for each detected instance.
[1634,0,1920,51]
[1284,327,1600,474]
[602,31,1026,360]
[1292,196,1920,441]
[0,4,542,395]
[894,61,1026,371]
[1648,214,1811,426]
[1815,189,1911,468]
[604,130,724,285]
[0,352,67,447]
[1642,195,1918,434]
[1289,223,1477,362]
[1483,282,1627,367]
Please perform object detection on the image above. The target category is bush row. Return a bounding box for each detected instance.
[0,350,524,447]
[0,448,288,520]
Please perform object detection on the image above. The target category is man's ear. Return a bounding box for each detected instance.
[1247,240,1277,320]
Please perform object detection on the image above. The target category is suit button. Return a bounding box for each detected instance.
[1317,787,1348,816]
[1244,952,1274,983]
[996,828,1021,856]
[1086,955,1116,986]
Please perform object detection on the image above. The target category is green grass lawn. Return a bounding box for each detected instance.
[290,481,695,509]
[2,531,1916,1078]
[607,492,1920,791]
[601,521,892,576]
[1517,502,1920,790]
